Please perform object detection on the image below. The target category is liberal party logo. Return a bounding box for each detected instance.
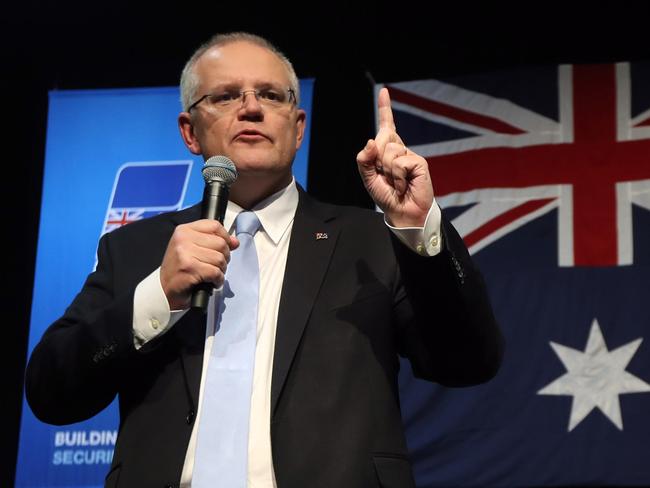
[101,161,193,236]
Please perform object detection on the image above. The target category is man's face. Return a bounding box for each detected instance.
[180,41,305,181]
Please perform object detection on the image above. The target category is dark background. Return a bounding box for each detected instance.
[3,3,648,486]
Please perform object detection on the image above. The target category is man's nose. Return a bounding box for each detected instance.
[239,90,263,113]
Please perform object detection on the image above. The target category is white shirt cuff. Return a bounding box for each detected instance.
[385,203,443,256]
[133,267,188,349]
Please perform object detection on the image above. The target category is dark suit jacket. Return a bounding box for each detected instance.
[26,188,503,488]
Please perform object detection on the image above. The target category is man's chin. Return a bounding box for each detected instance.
[227,147,269,166]
[228,153,291,174]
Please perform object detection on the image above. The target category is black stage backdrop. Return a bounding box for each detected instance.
[3,3,648,486]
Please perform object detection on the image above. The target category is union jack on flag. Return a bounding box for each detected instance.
[386,62,650,487]
[383,62,650,267]
[103,209,146,233]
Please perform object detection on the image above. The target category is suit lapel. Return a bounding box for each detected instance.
[170,203,202,226]
[175,309,208,411]
[168,203,206,407]
[271,190,340,416]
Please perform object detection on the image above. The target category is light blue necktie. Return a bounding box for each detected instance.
[192,211,261,488]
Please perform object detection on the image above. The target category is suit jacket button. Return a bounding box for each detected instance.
[186,410,195,424]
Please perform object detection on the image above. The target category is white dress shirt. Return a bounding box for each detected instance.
[132,179,442,487]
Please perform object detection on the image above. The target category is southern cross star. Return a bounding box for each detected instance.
[538,318,650,431]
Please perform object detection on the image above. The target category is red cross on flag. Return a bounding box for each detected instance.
[386,62,650,267]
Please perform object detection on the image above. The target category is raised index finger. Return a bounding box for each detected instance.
[377,87,396,131]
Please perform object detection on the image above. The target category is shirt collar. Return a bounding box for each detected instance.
[224,177,298,245]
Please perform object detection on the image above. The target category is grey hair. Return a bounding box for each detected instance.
[179,32,300,112]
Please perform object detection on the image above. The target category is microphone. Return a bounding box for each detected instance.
[191,155,238,312]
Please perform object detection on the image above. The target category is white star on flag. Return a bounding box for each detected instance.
[538,318,650,431]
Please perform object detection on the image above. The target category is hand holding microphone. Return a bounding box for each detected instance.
[160,156,238,312]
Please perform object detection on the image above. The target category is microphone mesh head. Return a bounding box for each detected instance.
[202,155,238,185]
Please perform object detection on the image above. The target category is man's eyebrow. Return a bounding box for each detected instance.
[205,81,240,91]
[204,81,285,91]
[256,81,283,88]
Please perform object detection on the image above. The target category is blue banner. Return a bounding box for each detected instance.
[17,80,313,487]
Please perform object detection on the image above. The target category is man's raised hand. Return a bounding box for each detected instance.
[356,87,434,228]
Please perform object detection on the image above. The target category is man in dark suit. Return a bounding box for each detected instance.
[26,32,503,487]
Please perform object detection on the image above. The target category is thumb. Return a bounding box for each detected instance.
[229,234,240,250]
[356,139,378,168]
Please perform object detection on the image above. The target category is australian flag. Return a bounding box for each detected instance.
[101,161,193,236]
[388,62,650,486]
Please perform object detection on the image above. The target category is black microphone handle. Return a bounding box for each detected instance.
[191,180,230,312]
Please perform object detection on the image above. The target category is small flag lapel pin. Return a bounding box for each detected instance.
[315,232,328,240]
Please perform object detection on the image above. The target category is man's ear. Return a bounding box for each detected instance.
[178,112,202,155]
[294,109,306,150]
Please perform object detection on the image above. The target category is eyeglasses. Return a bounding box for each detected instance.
[187,86,296,113]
